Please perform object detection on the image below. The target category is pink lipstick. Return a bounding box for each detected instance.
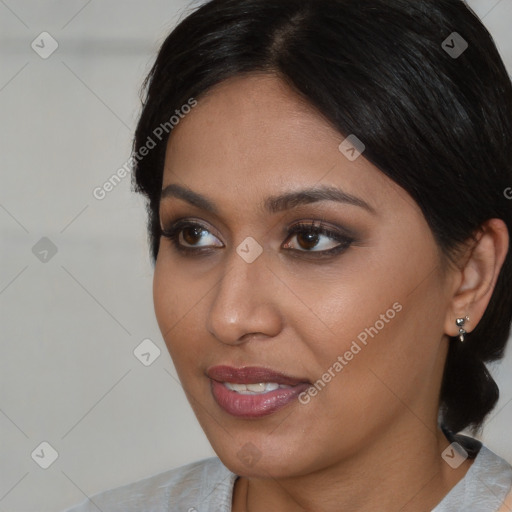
[207,365,310,418]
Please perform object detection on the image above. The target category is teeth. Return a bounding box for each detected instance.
[247,383,270,392]
[224,382,291,394]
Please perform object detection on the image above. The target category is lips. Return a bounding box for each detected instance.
[206,365,309,386]
[207,365,311,418]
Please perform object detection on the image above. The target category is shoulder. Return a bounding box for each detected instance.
[434,443,512,512]
[62,457,237,512]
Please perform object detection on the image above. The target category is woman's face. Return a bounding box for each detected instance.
[153,74,456,477]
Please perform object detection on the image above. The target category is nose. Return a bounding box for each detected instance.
[206,248,283,346]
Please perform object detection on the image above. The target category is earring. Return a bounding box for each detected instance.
[456,316,469,342]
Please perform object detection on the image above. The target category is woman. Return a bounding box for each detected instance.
[65,0,512,510]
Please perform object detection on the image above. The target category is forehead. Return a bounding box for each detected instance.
[166,73,338,166]
[161,73,413,219]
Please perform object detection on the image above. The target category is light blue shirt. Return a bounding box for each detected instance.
[63,445,512,511]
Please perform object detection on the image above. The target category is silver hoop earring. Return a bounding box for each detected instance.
[456,316,469,343]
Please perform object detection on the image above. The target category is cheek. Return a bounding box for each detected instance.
[289,244,447,408]
[305,279,447,426]
[152,257,192,359]
[278,250,406,364]
[152,258,174,335]
[152,255,213,385]
[153,250,206,330]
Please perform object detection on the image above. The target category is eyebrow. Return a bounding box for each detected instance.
[160,183,376,215]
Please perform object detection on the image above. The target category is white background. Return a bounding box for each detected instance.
[1,1,511,511]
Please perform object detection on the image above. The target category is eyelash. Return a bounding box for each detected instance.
[160,219,355,258]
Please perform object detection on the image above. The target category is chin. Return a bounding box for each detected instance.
[205,427,317,478]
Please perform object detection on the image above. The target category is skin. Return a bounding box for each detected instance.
[153,74,509,511]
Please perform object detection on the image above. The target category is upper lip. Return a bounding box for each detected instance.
[206,365,310,386]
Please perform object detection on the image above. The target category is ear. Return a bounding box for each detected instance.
[444,218,509,337]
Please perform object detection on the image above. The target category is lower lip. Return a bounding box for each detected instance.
[210,380,310,418]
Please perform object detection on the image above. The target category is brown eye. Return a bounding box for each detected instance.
[161,219,353,258]
[160,220,224,252]
[283,222,353,254]
[182,225,206,246]
[296,231,321,250]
